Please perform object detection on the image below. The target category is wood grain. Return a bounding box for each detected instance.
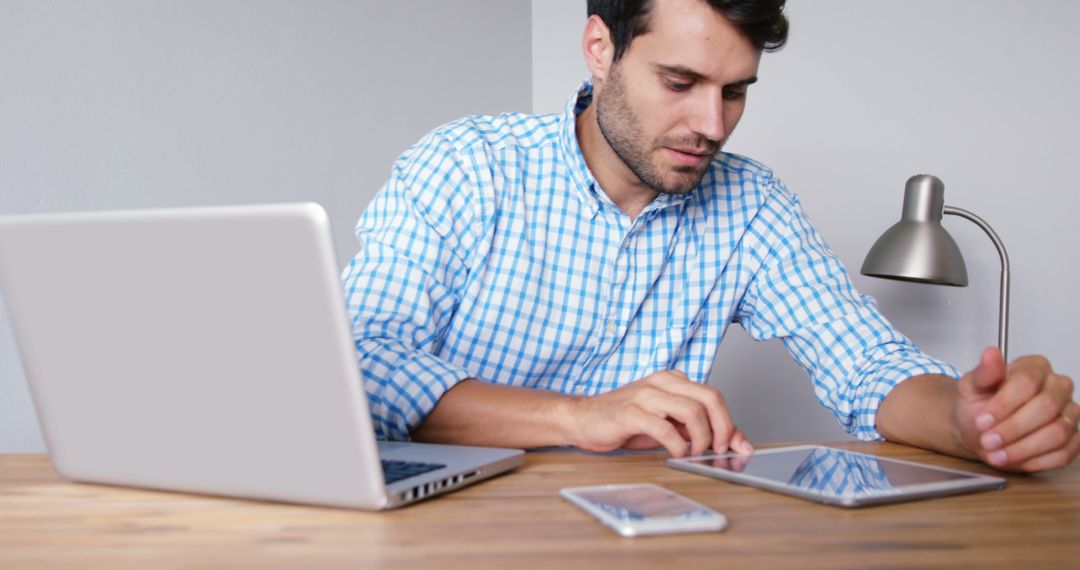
[1,441,1077,569]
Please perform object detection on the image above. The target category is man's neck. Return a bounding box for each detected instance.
[575,103,657,221]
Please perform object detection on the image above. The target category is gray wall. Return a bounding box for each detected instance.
[533,0,1080,443]
[4,0,1077,452]
[0,0,532,451]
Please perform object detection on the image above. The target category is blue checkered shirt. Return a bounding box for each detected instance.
[343,82,959,443]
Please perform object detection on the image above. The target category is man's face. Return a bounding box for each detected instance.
[593,0,762,195]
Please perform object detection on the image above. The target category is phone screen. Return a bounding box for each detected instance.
[571,485,717,522]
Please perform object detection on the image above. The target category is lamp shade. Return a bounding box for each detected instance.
[860,175,968,286]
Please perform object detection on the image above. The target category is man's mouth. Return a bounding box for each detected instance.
[664,147,714,167]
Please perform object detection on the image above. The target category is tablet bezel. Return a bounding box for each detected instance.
[667,445,1006,507]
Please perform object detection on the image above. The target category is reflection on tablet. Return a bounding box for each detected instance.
[789,448,894,494]
[671,445,1006,507]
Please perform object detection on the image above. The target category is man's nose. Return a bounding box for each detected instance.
[689,91,725,143]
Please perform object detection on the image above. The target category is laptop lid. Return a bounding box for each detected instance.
[0,203,399,508]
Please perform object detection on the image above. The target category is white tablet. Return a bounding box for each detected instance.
[668,445,1006,507]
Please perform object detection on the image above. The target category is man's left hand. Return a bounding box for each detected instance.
[956,347,1080,472]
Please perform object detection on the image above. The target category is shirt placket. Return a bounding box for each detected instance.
[574,207,628,393]
[599,210,650,391]
[601,213,626,336]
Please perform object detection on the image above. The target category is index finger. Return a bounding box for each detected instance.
[984,374,1074,450]
[979,357,1056,430]
[649,372,737,454]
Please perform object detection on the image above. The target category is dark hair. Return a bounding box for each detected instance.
[587,0,788,61]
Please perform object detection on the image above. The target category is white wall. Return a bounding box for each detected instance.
[533,0,1080,443]
[0,0,532,452]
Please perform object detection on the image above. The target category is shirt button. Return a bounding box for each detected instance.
[606,322,617,335]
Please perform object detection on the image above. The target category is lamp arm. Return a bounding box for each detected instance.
[943,206,1011,361]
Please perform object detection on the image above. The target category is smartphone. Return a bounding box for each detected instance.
[560,483,727,537]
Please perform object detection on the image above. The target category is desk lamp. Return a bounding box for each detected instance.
[860,174,1010,361]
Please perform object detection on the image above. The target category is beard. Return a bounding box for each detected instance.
[595,65,720,195]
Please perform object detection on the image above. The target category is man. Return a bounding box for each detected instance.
[343,0,1078,472]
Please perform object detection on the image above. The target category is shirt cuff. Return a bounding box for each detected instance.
[852,355,960,441]
[355,338,471,441]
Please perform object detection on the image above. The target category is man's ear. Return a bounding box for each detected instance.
[582,14,615,83]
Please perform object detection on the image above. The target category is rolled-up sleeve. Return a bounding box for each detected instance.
[342,132,481,441]
[735,182,960,440]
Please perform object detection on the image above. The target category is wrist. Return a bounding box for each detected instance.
[879,374,979,460]
[950,396,983,461]
[550,394,585,448]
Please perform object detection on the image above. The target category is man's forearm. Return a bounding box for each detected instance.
[411,379,577,449]
[875,373,976,460]
[414,371,756,456]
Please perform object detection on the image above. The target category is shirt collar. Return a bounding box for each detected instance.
[558,81,697,220]
[559,81,603,218]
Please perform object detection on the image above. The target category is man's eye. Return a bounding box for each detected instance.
[723,88,747,100]
[665,78,692,92]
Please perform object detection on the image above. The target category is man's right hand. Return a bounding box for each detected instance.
[564,370,752,458]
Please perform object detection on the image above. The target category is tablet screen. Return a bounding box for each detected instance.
[679,446,973,496]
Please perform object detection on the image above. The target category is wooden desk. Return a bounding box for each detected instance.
[1,441,1077,569]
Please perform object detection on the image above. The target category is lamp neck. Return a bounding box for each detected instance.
[943,205,1011,361]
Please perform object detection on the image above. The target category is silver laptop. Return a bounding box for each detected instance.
[0,202,523,509]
